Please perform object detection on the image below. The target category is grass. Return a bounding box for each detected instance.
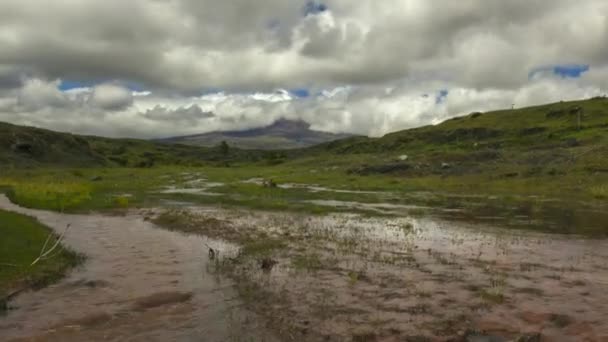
[590,185,608,199]
[0,98,607,235]
[0,209,81,311]
[2,179,92,212]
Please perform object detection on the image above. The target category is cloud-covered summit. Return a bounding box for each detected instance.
[0,0,606,138]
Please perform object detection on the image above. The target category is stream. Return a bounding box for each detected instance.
[0,195,277,342]
[2,193,608,341]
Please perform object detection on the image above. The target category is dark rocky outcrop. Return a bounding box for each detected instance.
[348,163,411,175]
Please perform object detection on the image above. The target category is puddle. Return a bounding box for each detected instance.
[157,180,225,196]
[280,183,388,195]
[173,206,608,341]
[305,199,428,214]
[158,187,223,196]
[241,178,389,195]
[0,195,277,341]
[241,177,266,185]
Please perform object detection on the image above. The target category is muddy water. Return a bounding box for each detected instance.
[180,207,608,341]
[0,196,277,342]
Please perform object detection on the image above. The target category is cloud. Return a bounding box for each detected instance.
[16,78,69,111]
[0,73,605,139]
[1,0,604,92]
[89,83,133,111]
[142,104,214,125]
[0,0,607,138]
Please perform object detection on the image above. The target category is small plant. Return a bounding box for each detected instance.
[590,185,608,199]
[291,253,323,271]
[400,222,414,234]
[71,170,84,177]
[480,277,507,304]
[480,288,505,304]
[114,195,130,208]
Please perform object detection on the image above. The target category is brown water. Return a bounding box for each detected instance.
[0,195,277,342]
[175,207,608,341]
[3,192,608,341]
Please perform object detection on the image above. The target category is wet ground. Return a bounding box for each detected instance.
[153,206,608,341]
[0,195,277,342]
[2,190,608,341]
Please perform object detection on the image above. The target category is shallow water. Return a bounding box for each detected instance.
[305,199,429,214]
[241,178,390,195]
[3,192,608,341]
[179,206,608,341]
[0,195,277,342]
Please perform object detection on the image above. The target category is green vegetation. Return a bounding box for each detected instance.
[1,98,607,234]
[0,121,265,168]
[0,210,81,311]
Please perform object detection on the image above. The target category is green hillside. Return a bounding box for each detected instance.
[0,121,267,168]
[0,98,607,234]
[304,97,608,179]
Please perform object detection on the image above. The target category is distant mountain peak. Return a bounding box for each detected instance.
[265,118,311,130]
[159,118,353,150]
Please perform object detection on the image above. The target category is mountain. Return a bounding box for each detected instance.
[159,119,354,150]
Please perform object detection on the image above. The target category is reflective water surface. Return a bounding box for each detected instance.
[0,195,277,342]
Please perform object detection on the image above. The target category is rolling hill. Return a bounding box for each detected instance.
[1,98,607,175]
[0,121,264,168]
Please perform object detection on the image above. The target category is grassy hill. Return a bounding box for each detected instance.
[0,121,269,168]
[303,97,608,178]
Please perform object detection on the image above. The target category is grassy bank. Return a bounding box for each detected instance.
[0,209,81,312]
[1,164,607,235]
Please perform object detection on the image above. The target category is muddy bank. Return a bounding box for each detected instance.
[0,195,277,342]
[155,207,608,341]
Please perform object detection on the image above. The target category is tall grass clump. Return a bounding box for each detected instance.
[0,178,92,211]
[590,185,608,200]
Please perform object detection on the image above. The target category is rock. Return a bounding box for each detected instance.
[466,334,507,342]
[262,179,277,188]
[260,257,277,271]
[501,172,519,178]
[562,138,580,148]
[398,155,409,161]
[11,142,33,153]
[510,333,541,342]
[441,162,451,169]
[90,175,103,181]
[348,162,410,175]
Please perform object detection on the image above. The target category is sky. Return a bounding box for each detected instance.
[0,0,607,138]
